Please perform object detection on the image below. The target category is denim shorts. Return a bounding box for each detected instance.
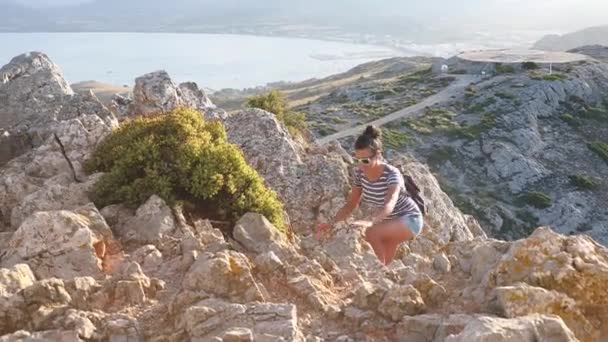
[399,214,424,236]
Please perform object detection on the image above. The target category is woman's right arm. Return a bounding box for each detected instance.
[330,186,363,225]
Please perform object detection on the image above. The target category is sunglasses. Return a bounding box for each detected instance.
[353,156,374,164]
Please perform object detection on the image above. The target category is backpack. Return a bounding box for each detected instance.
[403,174,428,216]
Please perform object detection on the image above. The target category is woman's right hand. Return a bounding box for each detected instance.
[316,222,332,240]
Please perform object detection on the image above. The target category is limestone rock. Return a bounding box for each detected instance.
[0,113,115,229]
[234,213,290,256]
[493,283,596,341]
[0,264,36,297]
[445,314,579,342]
[127,71,217,119]
[223,108,351,233]
[378,285,426,321]
[0,330,83,342]
[0,52,73,130]
[396,314,477,342]
[433,253,451,273]
[183,251,263,302]
[117,195,176,244]
[222,327,254,342]
[0,53,116,165]
[182,299,304,341]
[254,251,284,275]
[2,204,113,279]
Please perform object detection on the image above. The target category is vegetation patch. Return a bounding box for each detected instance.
[568,175,598,190]
[405,108,458,134]
[522,62,539,70]
[516,191,553,209]
[84,107,285,230]
[382,128,410,149]
[542,73,568,81]
[427,145,458,167]
[468,97,496,113]
[247,90,307,137]
[588,141,608,163]
[494,91,517,100]
[561,113,580,127]
[495,63,516,74]
[331,117,349,124]
[447,114,496,141]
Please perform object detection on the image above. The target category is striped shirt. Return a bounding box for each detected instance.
[353,163,421,219]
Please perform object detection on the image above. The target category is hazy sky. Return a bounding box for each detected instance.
[12,0,608,32]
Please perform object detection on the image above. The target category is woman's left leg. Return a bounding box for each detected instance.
[381,219,414,266]
[365,218,412,265]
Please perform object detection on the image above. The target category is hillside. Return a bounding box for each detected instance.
[1,52,608,341]
[533,25,608,51]
[234,51,608,246]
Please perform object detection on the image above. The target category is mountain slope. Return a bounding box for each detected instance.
[534,25,608,51]
[301,57,608,245]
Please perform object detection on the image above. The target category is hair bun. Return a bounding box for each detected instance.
[364,125,381,139]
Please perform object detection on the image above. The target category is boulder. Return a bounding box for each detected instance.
[182,251,263,302]
[224,109,350,233]
[116,195,176,244]
[445,314,579,342]
[493,283,596,341]
[0,264,36,297]
[1,204,114,280]
[127,71,219,120]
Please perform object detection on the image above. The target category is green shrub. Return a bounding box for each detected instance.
[568,175,597,190]
[517,192,552,209]
[447,114,496,141]
[427,145,457,167]
[561,113,580,127]
[84,107,285,230]
[580,107,608,122]
[522,62,539,70]
[542,73,567,81]
[494,91,517,100]
[588,141,608,163]
[495,63,515,74]
[331,117,348,124]
[247,90,307,137]
[382,128,409,149]
[468,97,496,113]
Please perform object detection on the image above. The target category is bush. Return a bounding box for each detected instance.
[83,107,285,230]
[246,90,307,137]
[382,128,409,149]
[522,62,539,70]
[542,73,567,81]
[495,63,515,74]
[588,141,608,163]
[568,175,597,190]
[494,91,517,100]
[561,113,580,127]
[517,192,552,209]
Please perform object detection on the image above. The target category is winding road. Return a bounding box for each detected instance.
[315,75,478,145]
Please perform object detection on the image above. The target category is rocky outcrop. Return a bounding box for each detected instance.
[0,113,115,230]
[2,52,607,341]
[445,315,579,342]
[569,45,608,62]
[1,204,114,280]
[126,70,225,120]
[0,52,117,166]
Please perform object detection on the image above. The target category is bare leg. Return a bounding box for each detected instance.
[375,219,414,266]
[365,226,386,264]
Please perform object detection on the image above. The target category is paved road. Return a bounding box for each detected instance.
[316,75,478,145]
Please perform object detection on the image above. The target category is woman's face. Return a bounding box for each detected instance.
[354,148,378,170]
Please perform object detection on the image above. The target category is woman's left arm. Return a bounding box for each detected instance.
[371,184,400,224]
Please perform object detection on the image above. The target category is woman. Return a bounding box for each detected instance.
[317,125,424,266]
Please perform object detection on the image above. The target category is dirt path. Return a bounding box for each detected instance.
[315,75,478,145]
